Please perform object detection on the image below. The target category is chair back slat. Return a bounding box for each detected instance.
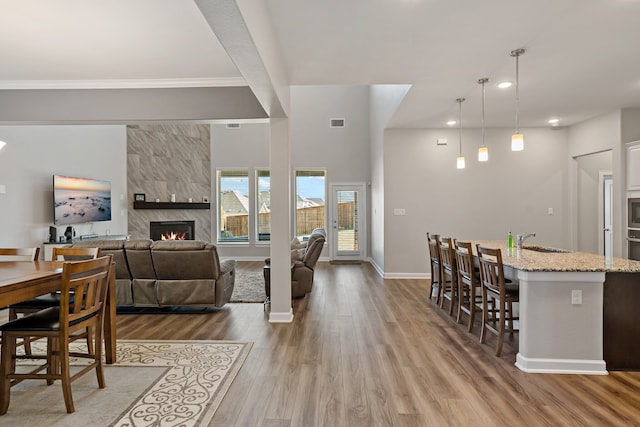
[0,247,39,262]
[52,247,100,262]
[476,245,506,296]
[439,237,456,273]
[454,240,476,284]
[427,233,441,264]
[60,255,112,329]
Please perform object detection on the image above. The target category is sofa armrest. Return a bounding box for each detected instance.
[215,259,236,307]
[220,259,236,276]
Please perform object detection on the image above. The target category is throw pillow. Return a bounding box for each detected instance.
[290,237,307,250]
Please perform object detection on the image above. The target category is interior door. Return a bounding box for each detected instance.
[603,174,613,259]
[329,183,366,261]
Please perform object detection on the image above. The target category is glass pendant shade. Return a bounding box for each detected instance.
[511,133,524,151]
[457,156,466,169]
[478,146,489,161]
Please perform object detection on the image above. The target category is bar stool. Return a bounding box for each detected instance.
[426,233,442,303]
[438,237,458,316]
[454,240,482,332]
[476,244,519,357]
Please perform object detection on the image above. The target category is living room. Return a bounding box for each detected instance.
[2,2,640,424]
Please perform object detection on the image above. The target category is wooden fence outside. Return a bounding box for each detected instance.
[222,202,356,238]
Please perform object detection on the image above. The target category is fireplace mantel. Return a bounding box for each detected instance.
[134,201,210,210]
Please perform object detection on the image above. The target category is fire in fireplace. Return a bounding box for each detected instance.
[150,221,195,241]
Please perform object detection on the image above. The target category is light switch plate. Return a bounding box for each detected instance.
[0,184,6,194]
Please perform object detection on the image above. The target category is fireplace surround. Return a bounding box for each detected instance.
[150,220,195,241]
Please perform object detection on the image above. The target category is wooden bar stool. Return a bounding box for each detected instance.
[454,240,482,332]
[438,237,458,316]
[476,244,519,357]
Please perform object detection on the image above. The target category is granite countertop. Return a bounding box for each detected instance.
[468,240,640,273]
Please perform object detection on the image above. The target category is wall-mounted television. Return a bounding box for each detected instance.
[53,175,112,225]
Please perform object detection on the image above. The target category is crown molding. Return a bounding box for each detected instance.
[0,77,247,90]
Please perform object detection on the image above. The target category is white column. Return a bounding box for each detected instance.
[268,118,293,322]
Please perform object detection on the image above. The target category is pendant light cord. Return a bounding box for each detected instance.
[511,48,525,134]
[457,98,464,156]
[515,53,520,134]
[481,79,486,146]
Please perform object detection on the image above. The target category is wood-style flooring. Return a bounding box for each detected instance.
[116,261,640,426]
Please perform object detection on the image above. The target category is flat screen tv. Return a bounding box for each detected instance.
[53,175,112,225]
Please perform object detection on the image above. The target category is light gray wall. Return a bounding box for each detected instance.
[0,87,267,123]
[211,121,270,260]
[0,125,127,250]
[369,85,412,272]
[210,86,371,261]
[567,110,625,257]
[290,85,371,257]
[383,126,569,277]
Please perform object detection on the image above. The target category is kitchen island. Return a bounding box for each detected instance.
[471,240,640,374]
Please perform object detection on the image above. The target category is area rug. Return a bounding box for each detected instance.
[7,339,252,426]
[230,270,267,303]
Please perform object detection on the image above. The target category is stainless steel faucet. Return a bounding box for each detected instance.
[516,232,536,249]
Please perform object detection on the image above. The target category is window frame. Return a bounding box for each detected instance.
[216,168,250,244]
[293,168,327,240]
[255,168,271,243]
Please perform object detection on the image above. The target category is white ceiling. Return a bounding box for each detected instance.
[2,0,640,129]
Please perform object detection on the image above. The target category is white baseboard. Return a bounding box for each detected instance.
[269,309,294,323]
[383,272,430,279]
[515,353,608,375]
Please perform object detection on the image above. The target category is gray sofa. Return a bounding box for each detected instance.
[72,239,236,308]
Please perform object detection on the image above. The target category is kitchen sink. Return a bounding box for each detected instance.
[523,245,571,253]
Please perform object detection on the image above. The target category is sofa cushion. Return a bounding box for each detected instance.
[124,239,155,279]
[150,240,220,280]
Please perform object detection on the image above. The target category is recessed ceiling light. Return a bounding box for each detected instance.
[548,118,560,126]
[497,81,513,89]
[447,120,457,126]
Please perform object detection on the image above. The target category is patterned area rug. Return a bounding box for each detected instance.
[7,340,252,426]
[230,270,267,303]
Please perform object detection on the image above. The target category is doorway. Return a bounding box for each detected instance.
[600,172,613,259]
[574,150,612,255]
[329,183,366,262]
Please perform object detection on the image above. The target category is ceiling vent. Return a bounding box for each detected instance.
[226,123,241,129]
[330,118,345,128]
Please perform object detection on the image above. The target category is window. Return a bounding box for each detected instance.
[256,169,270,241]
[218,169,249,242]
[295,169,326,239]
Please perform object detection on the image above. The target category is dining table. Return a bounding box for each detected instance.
[0,260,117,364]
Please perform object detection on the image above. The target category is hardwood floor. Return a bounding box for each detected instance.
[116,261,640,427]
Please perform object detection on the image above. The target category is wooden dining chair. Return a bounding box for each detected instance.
[454,240,482,332]
[426,233,442,303]
[476,245,519,357]
[0,247,39,262]
[0,255,113,414]
[438,237,458,316]
[8,247,101,355]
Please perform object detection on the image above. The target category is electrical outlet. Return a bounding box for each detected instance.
[393,208,406,216]
[571,289,582,305]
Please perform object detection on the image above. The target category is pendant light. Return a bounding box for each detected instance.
[510,48,525,151]
[478,78,489,161]
[456,97,465,169]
